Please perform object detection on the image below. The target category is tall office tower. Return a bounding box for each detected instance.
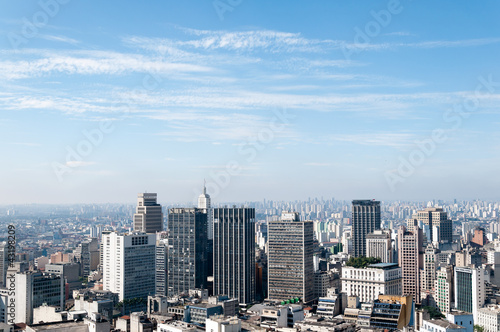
[133,193,163,233]
[213,207,255,305]
[422,245,439,290]
[198,183,213,240]
[398,225,424,304]
[421,244,440,304]
[413,207,452,243]
[102,231,156,301]
[155,239,168,297]
[352,200,381,257]
[75,238,99,277]
[435,265,454,314]
[366,229,393,263]
[167,208,208,296]
[12,271,64,324]
[455,266,485,320]
[267,212,314,303]
[0,242,8,287]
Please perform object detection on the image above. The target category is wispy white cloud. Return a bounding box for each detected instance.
[38,34,80,45]
[0,49,213,80]
[329,132,416,148]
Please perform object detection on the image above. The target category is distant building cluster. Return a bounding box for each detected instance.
[1,194,500,331]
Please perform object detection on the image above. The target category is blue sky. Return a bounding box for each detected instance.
[1,0,500,204]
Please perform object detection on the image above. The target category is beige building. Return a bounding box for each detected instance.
[398,225,424,304]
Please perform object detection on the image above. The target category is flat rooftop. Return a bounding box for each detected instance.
[368,263,400,270]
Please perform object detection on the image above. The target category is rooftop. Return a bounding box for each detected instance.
[425,319,465,330]
[368,263,400,270]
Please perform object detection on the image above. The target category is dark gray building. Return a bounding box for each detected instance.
[134,193,163,233]
[213,207,255,305]
[167,208,207,296]
[352,200,381,258]
[268,212,314,303]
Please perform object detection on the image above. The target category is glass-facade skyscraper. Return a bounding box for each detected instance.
[167,208,208,296]
[213,207,255,305]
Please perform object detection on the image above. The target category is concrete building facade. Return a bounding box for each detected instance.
[102,231,156,301]
[268,212,314,303]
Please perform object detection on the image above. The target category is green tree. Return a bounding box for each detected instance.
[474,325,484,332]
[422,306,445,319]
[345,256,382,268]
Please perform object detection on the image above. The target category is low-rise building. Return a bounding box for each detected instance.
[260,307,288,329]
[341,263,402,303]
[421,319,466,332]
[294,316,356,332]
[446,311,473,332]
[369,295,413,330]
[157,321,197,332]
[317,292,347,318]
[184,303,223,326]
[478,305,500,332]
[206,315,241,332]
[208,295,239,317]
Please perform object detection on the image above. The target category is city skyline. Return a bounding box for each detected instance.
[1,1,500,204]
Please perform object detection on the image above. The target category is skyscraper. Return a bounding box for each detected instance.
[213,207,255,305]
[421,244,440,305]
[155,238,168,297]
[366,229,393,263]
[352,200,381,257]
[398,225,424,304]
[455,266,485,320]
[198,183,213,240]
[435,265,453,314]
[133,193,163,233]
[102,231,156,301]
[413,208,452,243]
[268,212,314,303]
[167,208,208,296]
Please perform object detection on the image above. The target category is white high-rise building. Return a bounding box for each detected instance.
[11,271,64,324]
[102,231,156,301]
[366,229,393,263]
[198,183,213,240]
